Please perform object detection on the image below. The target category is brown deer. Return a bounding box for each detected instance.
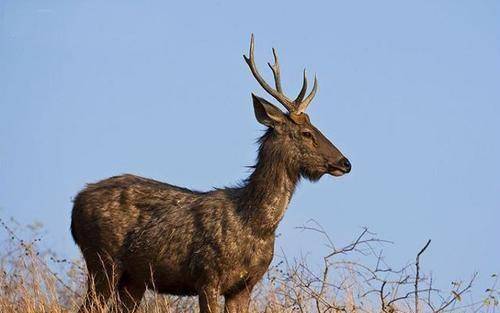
[71,34,351,313]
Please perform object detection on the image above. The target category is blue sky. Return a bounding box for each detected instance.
[1,0,499,291]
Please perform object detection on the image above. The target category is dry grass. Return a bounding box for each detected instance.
[0,217,497,313]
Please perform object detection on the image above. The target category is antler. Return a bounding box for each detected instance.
[243,34,318,115]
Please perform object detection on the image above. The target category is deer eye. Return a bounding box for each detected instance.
[301,130,313,139]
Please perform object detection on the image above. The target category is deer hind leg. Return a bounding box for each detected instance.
[115,272,146,313]
[224,287,252,313]
[78,254,121,313]
[198,285,221,313]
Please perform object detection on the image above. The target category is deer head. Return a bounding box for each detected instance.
[244,34,351,180]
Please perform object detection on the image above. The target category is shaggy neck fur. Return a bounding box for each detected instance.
[238,129,301,235]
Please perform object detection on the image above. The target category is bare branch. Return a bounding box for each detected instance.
[415,239,432,313]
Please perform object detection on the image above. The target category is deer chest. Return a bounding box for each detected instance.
[218,235,275,293]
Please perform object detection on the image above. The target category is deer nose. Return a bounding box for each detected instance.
[340,157,351,173]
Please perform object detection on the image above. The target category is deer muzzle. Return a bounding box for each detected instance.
[327,157,351,176]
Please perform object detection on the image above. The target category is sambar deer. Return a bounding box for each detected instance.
[71,34,351,313]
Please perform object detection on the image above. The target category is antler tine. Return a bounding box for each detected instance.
[267,48,283,93]
[243,34,295,112]
[296,75,318,114]
[294,69,308,103]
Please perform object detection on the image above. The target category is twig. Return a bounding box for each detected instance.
[415,239,431,313]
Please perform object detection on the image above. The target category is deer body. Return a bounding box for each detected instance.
[72,35,351,313]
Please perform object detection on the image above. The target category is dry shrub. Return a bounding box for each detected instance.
[0,217,497,313]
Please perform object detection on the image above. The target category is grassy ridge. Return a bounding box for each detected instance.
[0,218,497,313]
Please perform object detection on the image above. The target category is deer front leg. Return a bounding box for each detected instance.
[224,287,252,313]
[198,285,220,313]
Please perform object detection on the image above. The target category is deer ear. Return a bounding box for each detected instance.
[252,94,286,128]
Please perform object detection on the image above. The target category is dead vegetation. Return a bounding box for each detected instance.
[0,217,497,313]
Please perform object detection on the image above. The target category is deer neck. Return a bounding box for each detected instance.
[238,130,300,235]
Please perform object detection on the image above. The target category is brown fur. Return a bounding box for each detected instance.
[71,48,351,313]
